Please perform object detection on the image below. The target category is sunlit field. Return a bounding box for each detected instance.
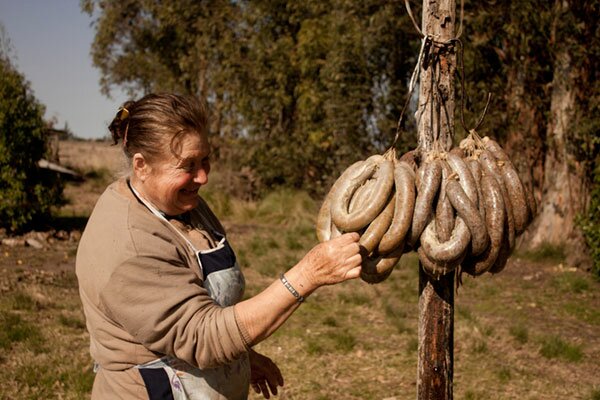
[0,140,599,399]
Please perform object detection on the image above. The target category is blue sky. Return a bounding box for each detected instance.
[0,0,128,139]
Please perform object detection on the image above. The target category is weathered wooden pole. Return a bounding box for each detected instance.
[416,0,457,399]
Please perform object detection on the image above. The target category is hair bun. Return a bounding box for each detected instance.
[109,101,135,145]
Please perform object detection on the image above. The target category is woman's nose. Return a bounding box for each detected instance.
[194,167,209,185]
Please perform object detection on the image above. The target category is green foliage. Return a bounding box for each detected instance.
[578,162,600,279]
[0,51,63,232]
[83,0,417,195]
[83,0,600,277]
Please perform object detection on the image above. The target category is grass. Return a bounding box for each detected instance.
[551,271,590,293]
[509,324,529,344]
[538,335,584,362]
[562,301,600,325]
[496,366,512,383]
[59,313,86,330]
[7,291,39,311]
[0,311,44,350]
[337,291,372,306]
[517,242,566,263]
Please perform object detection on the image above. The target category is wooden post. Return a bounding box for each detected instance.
[416,0,456,399]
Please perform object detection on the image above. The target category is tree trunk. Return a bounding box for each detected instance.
[417,0,456,399]
[527,0,589,265]
[526,44,589,264]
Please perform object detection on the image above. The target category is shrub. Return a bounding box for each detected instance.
[0,55,63,232]
[578,162,600,280]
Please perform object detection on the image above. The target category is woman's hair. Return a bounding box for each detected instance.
[108,93,209,163]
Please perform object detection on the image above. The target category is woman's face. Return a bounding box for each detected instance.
[138,132,211,215]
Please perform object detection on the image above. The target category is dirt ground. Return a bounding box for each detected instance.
[2,231,599,399]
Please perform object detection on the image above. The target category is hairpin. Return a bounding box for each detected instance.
[117,107,130,147]
[118,107,130,121]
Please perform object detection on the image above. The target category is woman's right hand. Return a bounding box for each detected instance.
[234,232,363,346]
[296,232,363,290]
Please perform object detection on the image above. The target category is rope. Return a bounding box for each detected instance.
[393,0,466,152]
[390,35,430,149]
[403,1,492,141]
[405,0,424,37]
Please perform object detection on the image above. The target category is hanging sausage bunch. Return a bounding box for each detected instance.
[316,131,535,284]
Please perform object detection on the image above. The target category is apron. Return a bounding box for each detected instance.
[129,184,250,400]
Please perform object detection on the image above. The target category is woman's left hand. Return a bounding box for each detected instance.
[249,349,284,399]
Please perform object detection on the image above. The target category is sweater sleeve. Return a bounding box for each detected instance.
[98,228,249,369]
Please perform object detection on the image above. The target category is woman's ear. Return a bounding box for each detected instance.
[132,153,150,182]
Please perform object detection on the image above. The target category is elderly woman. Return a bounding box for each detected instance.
[76,93,362,400]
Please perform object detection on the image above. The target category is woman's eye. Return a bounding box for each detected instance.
[181,161,195,172]
[180,155,209,172]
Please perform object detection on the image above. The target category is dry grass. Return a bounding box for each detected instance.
[58,139,125,176]
[1,140,599,399]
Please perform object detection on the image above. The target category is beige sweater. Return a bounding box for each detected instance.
[76,179,251,399]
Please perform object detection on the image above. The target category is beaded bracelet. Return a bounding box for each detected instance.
[279,273,305,303]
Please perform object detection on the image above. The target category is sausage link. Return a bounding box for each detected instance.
[479,150,515,249]
[435,161,455,243]
[420,216,471,263]
[418,246,464,279]
[446,152,478,206]
[408,159,443,247]
[316,160,364,242]
[445,179,490,256]
[349,178,376,213]
[399,149,418,172]
[361,246,404,284]
[359,194,395,255]
[482,137,509,161]
[378,162,416,255]
[488,217,512,274]
[483,137,530,234]
[331,155,394,232]
[316,192,334,242]
[467,159,486,222]
[450,146,465,158]
[498,160,530,234]
[330,220,343,239]
[462,174,505,276]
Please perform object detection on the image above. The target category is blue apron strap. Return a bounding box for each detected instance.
[198,232,237,280]
[138,368,175,400]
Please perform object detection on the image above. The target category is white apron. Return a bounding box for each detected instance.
[130,184,250,400]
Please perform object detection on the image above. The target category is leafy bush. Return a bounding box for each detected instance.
[578,162,600,279]
[0,55,63,232]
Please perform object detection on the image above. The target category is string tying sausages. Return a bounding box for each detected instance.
[316,130,535,283]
